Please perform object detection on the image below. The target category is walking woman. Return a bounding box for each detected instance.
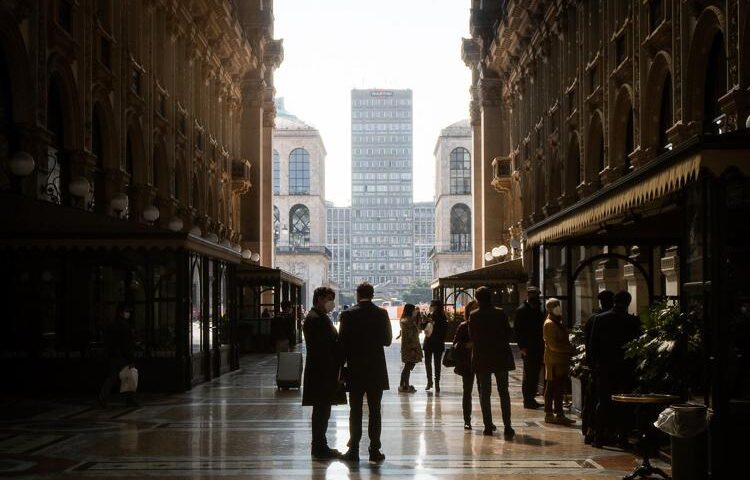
[423,299,448,392]
[398,303,422,393]
[543,297,576,425]
[453,300,478,429]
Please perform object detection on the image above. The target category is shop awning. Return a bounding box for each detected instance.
[431,257,528,290]
[236,262,304,287]
[526,133,750,247]
[0,192,242,263]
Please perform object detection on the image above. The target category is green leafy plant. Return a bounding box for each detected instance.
[624,302,704,399]
[569,325,589,380]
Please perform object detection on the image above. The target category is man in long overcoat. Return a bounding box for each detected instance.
[514,285,545,409]
[338,282,392,463]
[302,287,345,460]
[469,286,516,439]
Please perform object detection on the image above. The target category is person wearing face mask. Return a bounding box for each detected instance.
[423,299,448,392]
[302,286,345,460]
[98,303,138,408]
[397,304,423,393]
[542,298,575,425]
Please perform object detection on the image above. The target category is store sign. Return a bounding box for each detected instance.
[370,91,393,97]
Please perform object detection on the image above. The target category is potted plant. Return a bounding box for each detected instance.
[569,324,589,413]
[624,302,705,400]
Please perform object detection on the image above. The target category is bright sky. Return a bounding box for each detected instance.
[274,0,471,206]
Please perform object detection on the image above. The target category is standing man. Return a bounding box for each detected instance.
[469,286,516,439]
[514,286,545,409]
[271,300,294,352]
[588,290,641,448]
[302,287,345,460]
[98,303,139,408]
[339,282,392,463]
[582,290,614,443]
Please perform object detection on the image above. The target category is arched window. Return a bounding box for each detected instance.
[704,32,727,133]
[658,73,673,152]
[288,148,310,194]
[273,205,280,242]
[450,203,471,252]
[449,147,471,194]
[272,149,280,194]
[289,204,310,246]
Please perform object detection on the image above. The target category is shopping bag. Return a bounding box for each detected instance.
[119,365,139,393]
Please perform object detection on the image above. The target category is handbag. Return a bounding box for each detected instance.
[442,346,456,368]
[119,365,139,393]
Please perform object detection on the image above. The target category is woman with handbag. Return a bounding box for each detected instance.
[397,304,422,393]
[423,299,448,392]
[453,300,478,429]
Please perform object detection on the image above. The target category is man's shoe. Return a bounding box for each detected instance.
[482,428,493,436]
[523,401,541,409]
[311,447,342,460]
[407,385,416,393]
[503,426,515,440]
[435,383,440,393]
[398,386,410,393]
[544,413,556,424]
[125,398,141,408]
[341,449,360,463]
[463,423,472,431]
[584,433,594,445]
[491,424,497,431]
[368,450,385,463]
[554,415,576,425]
[425,381,433,391]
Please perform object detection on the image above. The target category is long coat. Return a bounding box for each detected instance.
[514,301,545,359]
[452,320,472,377]
[469,303,516,375]
[339,301,392,392]
[400,317,423,364]
[543,316,573,366]
[302,309,345,406]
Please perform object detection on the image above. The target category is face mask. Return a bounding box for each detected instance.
[324,300,335,313]
[552,305,562,317]
[122,311,131,319]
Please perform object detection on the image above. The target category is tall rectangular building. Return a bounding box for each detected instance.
[350,89,414,295]
[326,203,352,290]
[413,201,436,283]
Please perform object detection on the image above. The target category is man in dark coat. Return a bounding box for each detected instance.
[588,290,642,448]
[581,290,614,443]
[98,303,138,408]
[469,286,516,439]
[339,282,392,463]
[271,300,294,352]
[302,287,344,460]
[514,285,545,409]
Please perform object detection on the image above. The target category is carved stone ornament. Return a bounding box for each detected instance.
[478,77,504,107]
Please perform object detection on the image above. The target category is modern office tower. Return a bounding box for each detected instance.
[431,119,473,279]
[272,99,331,305]
[413,201,436,283]
[350,89,414,297]
[326,202,352,292]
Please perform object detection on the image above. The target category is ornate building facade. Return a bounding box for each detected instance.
[272,100,330,306]
[464,1,750,475]
[0,0,282,391]
[431,119,473,280]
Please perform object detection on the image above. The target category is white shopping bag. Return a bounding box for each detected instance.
[119,366,139,393]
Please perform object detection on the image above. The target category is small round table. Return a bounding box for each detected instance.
[612,393,679,480]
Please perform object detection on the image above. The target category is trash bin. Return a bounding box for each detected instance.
[654,403,711,480]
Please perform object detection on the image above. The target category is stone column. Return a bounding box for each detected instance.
[260,98,275,266]
[470,93,483,269]
[478,76,507,266]
[594,258,621,293]
[239,78,264,257]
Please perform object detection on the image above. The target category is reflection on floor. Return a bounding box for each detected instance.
[0,340,669,478]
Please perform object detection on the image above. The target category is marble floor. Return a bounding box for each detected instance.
[0,334,669,479]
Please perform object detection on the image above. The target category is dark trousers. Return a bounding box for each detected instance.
[593,368,631,441]
[544,375,566,415]
[348,388,383,451]
[477,371,511,429]
[521,354,542,404]
[311,404,332,450]
[581,372,596,436]
[424,350,443,384]
[400,362,415,387]
[461,373,476,424]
